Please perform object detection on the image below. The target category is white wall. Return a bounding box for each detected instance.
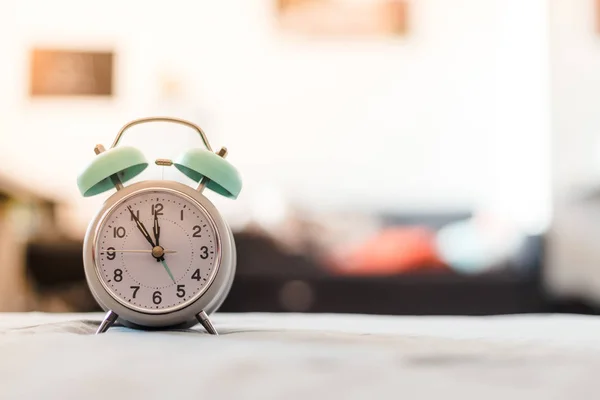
[550,0,600,195]
[547,0,600,302]
[0,0,550,237]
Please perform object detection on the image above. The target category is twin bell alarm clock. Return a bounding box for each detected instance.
[76,117,242,335]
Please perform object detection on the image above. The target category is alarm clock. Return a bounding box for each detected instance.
[76,117,242,335]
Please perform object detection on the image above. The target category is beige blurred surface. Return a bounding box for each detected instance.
[2,312,600,399]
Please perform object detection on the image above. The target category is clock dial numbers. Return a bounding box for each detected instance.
[113,227,126,238]
[200,246,209,259]
[114,269,123,282]
[106,247,116,260]
[130,286,140,298]
[192,269,201,281]
[94,190,219,312]
[152,203,164,216]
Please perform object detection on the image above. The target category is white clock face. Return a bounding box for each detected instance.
[93,189,220,313]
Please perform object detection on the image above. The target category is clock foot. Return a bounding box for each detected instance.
[196,310,218,335]
[96,310,118,335]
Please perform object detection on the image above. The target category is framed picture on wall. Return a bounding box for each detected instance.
[276,0,409,37]
[29,48,114,97]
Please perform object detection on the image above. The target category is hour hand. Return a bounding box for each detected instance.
[127,206,155,247]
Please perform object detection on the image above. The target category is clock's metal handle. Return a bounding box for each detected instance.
[111,117,213,152]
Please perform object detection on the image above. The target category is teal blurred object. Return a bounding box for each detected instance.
[436,216,526,275]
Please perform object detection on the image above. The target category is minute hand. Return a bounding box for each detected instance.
[153,212,160,247]
[127,206,156,247]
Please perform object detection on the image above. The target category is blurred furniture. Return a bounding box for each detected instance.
[26,240,99,312]
[548,190,600,311]
[0,172,62,311]
[219,219,546,315]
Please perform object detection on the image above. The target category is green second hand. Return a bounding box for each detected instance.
[160,259,176,284]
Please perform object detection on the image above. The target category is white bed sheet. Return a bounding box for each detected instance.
[1,312,600,399]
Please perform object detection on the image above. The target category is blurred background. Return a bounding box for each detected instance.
[0,0,598,316]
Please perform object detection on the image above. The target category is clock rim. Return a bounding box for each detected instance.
[83,180,236,328]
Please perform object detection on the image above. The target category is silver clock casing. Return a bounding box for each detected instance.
[82,180,236,329]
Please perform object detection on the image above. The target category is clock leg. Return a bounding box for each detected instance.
[96,310,118,335]
[196,310,218,335]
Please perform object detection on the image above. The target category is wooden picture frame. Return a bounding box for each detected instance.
[29,48,114,97]
[276,0,409,37]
